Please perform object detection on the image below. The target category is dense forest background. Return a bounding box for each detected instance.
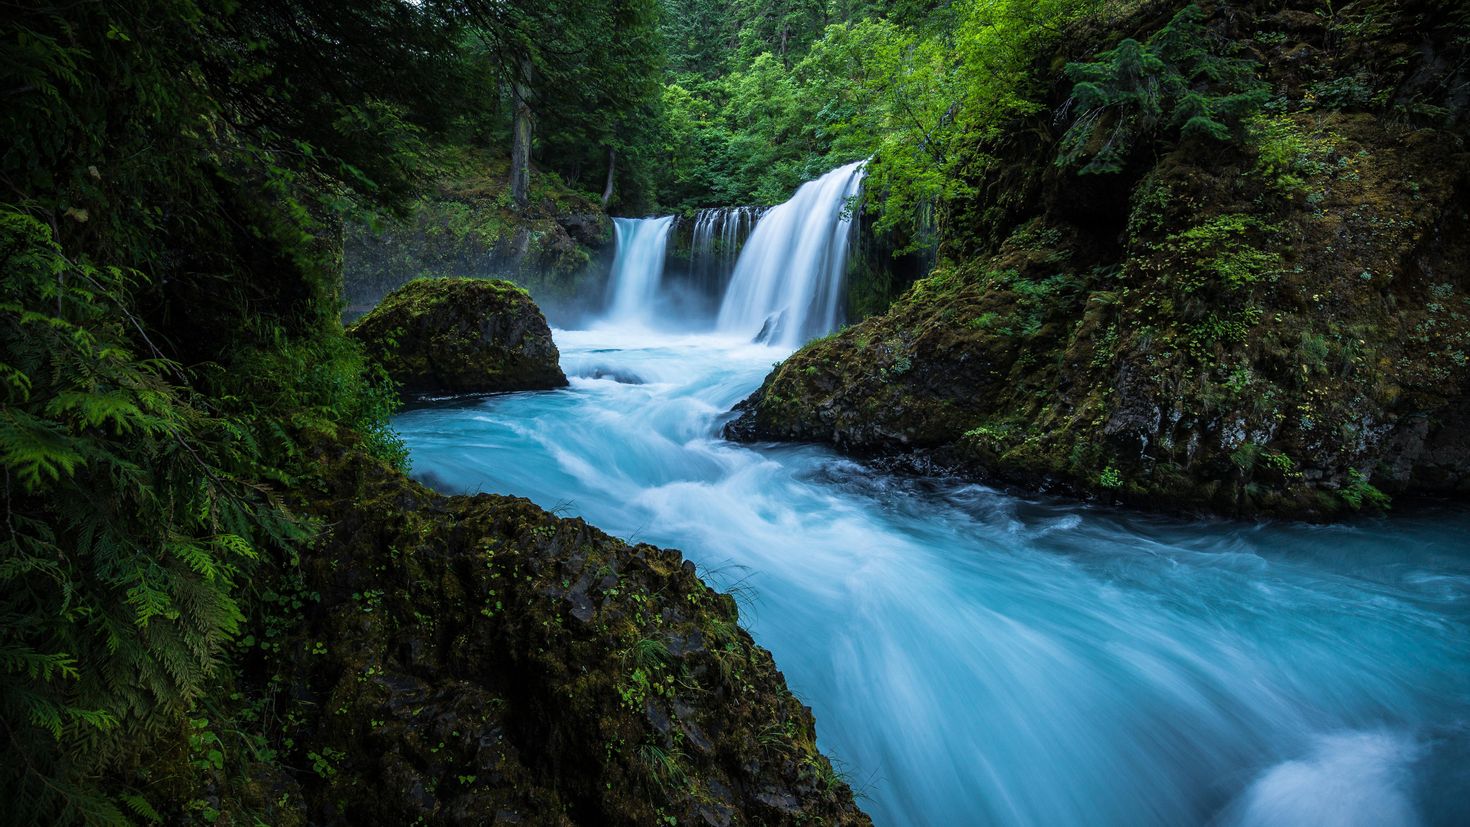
[6,0,1467,823]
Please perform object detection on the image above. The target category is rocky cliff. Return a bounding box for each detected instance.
[344,148,612,322]
[728,0,1470,518]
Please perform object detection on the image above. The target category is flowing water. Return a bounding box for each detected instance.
[716,160,866,346]
[605,216,675,324]
[392,166,1470,826]
[686,205,765,299]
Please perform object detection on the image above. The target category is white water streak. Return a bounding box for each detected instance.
[605,216,675,324]
[717,160,866,346]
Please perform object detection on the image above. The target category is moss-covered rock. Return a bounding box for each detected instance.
[349,277,568,395]
[729,0,1470,519]
[266,441,869,826]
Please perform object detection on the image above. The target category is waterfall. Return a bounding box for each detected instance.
[687,206,765,300]
[601,163,863,344]
[716,161,866,347]
[604,216,675,324]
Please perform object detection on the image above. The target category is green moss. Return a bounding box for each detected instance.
[725,0,1470,521]
[348,277,567,395]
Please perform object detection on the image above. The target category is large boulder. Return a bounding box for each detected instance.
[271,441,871,826]
[349,277,567,395]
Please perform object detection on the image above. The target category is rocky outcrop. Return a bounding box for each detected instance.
[348,277,567,395]
[728,0,1470,518]
[272,442,869,826]
[343,148,612,319]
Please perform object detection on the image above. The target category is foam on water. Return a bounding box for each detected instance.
[395,329,1470,827]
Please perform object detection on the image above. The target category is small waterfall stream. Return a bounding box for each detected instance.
[687,206,766,298]
[604,216,675,324]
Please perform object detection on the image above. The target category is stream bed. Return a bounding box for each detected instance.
[394,328,1470,827]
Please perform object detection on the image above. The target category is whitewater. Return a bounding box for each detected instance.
[393,164,1470,826]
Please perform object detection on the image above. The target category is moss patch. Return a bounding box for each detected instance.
[348,277,568,395]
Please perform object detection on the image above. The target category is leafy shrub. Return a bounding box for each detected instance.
[1248,114,1342,194]
[1340,469,1391,510]
[1165,214,1284,291]
[1058,4,1270,174]
[0,212,310,823]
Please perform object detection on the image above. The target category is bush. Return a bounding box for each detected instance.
[1058,4,1270,174]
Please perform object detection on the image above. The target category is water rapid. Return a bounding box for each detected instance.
[395,330,1470,827]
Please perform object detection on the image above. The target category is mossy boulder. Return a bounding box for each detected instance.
[349,277,568,395]
[730,0,1470,519]
[264,440,869,826]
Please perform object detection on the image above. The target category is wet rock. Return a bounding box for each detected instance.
[579,366,645,384]
[349,277,567,395]
[278,440,871,826]
[555,212,611,247]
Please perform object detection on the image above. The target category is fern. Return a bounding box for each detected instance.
[0,210,300,819]
[1058,4,1269,174]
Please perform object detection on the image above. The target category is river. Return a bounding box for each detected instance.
[394,326,1470,827]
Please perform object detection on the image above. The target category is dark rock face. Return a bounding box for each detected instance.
[342,149,613,316]
[280,444,870,826]
[728,0,1470,519]
[557,212,612,247]
[349,277,568,395]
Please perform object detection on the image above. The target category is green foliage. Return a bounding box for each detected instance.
[464,0,666,209]
[0,210,307,823]
[0,0,479,818]
[1165,214,1284,291]
[1059,4,1270,174]
[1098,466,1124,489]
[1248,114,1343,195]
[652,0,1101,249]
[1340,469,1391,511]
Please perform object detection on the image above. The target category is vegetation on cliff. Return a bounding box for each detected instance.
[342,148,614,318]
[729,0,1470,518]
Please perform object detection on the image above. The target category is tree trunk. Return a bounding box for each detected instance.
[510,56,533,213]
[600,147,617,208]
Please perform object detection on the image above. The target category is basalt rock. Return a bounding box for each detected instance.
[271,442,869,826]
[349,277,567,395]
[728,0,1470,519]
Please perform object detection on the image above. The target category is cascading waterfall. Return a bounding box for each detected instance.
[604,216,675,324]
[601,163,863,346]
[716,160,866,347]
[687,206,766,297]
